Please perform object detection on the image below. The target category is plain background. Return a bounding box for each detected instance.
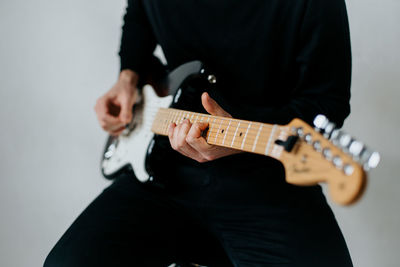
[0,0,399,266]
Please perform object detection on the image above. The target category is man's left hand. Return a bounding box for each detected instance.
[168,92,242,163]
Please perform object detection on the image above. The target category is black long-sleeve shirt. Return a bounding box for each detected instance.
[119,0,351,128]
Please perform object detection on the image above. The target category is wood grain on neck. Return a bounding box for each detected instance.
[151,108,289,159]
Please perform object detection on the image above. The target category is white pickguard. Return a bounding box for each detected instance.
[101,85,174,182]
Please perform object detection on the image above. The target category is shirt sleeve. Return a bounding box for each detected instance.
[119,0,158,77]
[263,0,352,127]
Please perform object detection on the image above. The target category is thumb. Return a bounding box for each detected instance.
[201,92,231,118]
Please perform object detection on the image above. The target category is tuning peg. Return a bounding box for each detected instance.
[339,133,352,150]
[367,152,380,169]
[349,140,364,158]
[330,129,342,145]
[323,122,336,139]
[313,114,329,132]
[359,149,381,170]
[362,151,380,170]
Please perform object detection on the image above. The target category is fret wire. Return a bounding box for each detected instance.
[152,124,288,148]
[252,124,263,152]
[152,109,289,140]
[221,119,232,145]
[265,124,278,155]
[157,109,274,131]
[153,120,287,142]
[152,125,285,144]
[231,122,240,148]
[207,118,216,140]
[214,118,223,144]
[241,122,251,150]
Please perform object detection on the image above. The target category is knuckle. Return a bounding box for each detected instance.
[197,157,208,163]
[170,142,177,150]
[185,135,194,144]
[177,139,186,148]
[204,154,215,161]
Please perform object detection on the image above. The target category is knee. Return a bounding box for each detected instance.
[43,246,63,267]
[43,242,79,267]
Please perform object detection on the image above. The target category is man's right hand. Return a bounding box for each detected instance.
[94,69,139,136]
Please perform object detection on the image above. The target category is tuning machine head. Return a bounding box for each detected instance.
[313,114,336,138]
[359,149,381,170]
[313,114,329,132]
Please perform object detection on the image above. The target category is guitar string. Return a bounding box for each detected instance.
[142,115,289,145]
[135,106,289,143]
[142,107,278,130]
[125,113,287,153]
[147,108,278,132]
[150,109,289,140]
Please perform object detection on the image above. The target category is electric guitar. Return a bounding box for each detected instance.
[101,61,380,205]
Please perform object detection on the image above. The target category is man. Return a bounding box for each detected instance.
[45,0,353,266]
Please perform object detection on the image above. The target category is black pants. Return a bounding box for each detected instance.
[44,155,353,267]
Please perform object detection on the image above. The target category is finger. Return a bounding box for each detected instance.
[169,121,204,161]
[201,92,231,118]
[168,123,176,144]
[109,126,126,136]
[175,119,192,150]
[100,114,125,131]
[186,122,212,152]
[118,92,136,124]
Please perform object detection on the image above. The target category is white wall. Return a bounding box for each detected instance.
[0,0,399,266]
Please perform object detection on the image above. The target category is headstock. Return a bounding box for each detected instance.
[280,115,380,205]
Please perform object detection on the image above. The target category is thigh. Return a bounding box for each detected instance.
[205,188,353,267]
[44,174,185,267]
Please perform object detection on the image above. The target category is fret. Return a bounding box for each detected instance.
[152,109,285,159]
[231,121,241,148]
[173,110,179,124]
[206,118,217,141]
[214,118,223,144]
[178,110,184,124]
[253,125,270,154]
[182,111,190,121]
[162,111,170,134]
[221,119,232,145]
[240,122,252,150]
[265,124,278,155]
[161,110,169,134]
[252,124,263,152]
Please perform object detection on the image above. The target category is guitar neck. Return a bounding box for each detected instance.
[151,108,289,159]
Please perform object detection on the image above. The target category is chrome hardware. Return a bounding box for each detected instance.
[366,151,380,170]
[339,134,352,149]
[343,164,354,175]
[313,114,329,131]
[323,122,336,138]
[349,141,364,158]
[174,88,182,103]
[333,156,343,169]
[296,127,304,137]
[104,139,118,159]
[207,74,217,84]
[304,133,312,144]
[313,141,322,152]
[330,129,342,145]
[322,148,332,160]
